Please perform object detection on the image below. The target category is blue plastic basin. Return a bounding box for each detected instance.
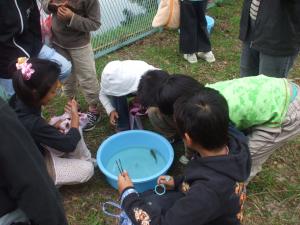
[97,130,174,193]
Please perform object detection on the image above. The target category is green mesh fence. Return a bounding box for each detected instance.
[92,0,224,59]
[92,0,160,59]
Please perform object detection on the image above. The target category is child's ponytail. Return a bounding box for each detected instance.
[12,57,61,107]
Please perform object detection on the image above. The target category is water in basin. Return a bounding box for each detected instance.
[106,147,166,179]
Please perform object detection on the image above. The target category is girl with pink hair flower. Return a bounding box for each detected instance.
[10,57,94,186]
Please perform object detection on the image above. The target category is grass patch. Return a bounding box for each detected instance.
[45,0,300,224]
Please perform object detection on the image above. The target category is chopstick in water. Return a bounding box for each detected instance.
[116,160,122,174]
[116,159,126,180]
[118,159,124,173]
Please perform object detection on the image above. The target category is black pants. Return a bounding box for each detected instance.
[179,0,211,54]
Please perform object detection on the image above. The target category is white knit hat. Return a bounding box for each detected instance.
[100,60,157,96]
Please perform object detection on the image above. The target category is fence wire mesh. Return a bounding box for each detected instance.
[91,0,160,59]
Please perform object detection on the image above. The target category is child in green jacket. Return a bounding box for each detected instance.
[138,74,300,181]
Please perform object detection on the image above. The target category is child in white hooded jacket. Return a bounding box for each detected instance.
[99,60,168,131]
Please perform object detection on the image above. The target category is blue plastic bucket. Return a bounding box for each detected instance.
[97,130,174,193]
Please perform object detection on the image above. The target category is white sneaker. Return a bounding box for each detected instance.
[197,51,216,63]
[183,53,198,64]
[179,155,190,165]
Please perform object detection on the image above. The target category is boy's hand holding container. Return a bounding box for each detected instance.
[157,175,174,190]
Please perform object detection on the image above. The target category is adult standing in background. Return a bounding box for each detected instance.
[239,0,300,77]
[0,0,71,97]
[180,0,215,64]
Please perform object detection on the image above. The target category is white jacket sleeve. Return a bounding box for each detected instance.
[99,89,115,115]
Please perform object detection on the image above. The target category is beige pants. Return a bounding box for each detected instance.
[54,43,100,106]
[247,87,300,181]
[45,129,94,186]
[148,87,300,181]
[147,107,178,139]
[147,107,194,158]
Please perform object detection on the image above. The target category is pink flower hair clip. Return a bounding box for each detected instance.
[16,57,35,80]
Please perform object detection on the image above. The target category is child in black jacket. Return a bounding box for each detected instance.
[118,88,251,225]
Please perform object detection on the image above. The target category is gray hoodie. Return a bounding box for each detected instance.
[43,0,101,49]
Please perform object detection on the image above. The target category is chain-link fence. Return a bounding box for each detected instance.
[92,0,160,59]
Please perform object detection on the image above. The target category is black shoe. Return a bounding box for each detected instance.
[83,111,100,131]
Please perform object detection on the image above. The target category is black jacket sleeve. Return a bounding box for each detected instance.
[0,99,68,225]
[31,117,81,153]
[122,183,221,225]
[288,0,300,45]
[173,175,184,191]
[0,0,22,43]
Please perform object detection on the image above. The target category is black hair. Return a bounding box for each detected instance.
[137,69,169,107]
[174,87,229,150]
[12,58,60,107]
[156,74,204,115]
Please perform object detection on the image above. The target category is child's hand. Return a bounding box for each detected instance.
[52,120,65,133]
[48,0,67,13]
[65,99,79,128]
[64,99,78,115]
[157,175,175,190]
[118,171,133,194]
[53,119,63,129]
[57,6,74,22]
[70,99,78,115]
[109,111,119,126]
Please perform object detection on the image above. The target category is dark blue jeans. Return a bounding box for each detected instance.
[240,18,298,77]
[111,96,130,131]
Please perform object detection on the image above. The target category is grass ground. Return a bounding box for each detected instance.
[45,0,300,224]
